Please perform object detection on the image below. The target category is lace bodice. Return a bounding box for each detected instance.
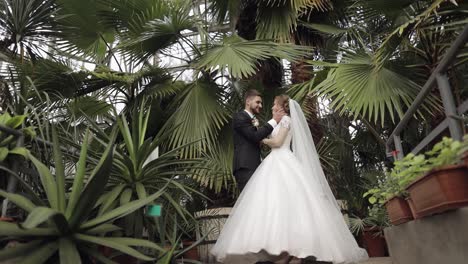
[271,116,292,150]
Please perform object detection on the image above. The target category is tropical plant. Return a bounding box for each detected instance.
[79,101,206,240]
[364,135,467,207]
[0,127,170,263]
[0,112,34,162]
[209,0,332,41]
[292,0,466,125]
[364,153,431,206]
[349,204,390,236]
[0,0,58,60]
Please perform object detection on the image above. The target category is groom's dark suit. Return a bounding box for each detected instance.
[232,111,274,192]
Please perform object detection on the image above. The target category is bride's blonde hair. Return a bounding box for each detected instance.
[275,94,290,114]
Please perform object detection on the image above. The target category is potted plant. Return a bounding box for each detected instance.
[406,137,468,218]
[365,153,431,224]
[459,135,468,166]
[349,205,390,257]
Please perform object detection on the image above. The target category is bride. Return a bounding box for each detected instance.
[210,95,368,264]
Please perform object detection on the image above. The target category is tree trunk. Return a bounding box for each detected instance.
[236,2,283,93]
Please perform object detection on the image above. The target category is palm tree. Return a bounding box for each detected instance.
[294,0,466,126]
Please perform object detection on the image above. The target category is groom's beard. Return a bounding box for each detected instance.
[249,106,261,115]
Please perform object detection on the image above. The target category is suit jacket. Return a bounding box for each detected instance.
[232,111,274,173]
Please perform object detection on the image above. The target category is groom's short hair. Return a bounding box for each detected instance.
[244,89,261,102]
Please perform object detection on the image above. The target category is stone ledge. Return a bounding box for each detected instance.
[384,207,468,264]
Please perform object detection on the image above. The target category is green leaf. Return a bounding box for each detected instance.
[301,22,349,35]
[99,184,126,215]
[85,224,122,235]
[369,197,377,204]
[69,130,115,228]
[75,234,154,261]
[0,190,36,212]
[80,184,168,229]
[197,35,309,79]
[59,238,81,264]
[0,165,44,206]
[135,182,147,199]
[0,240,42,261]
[5,115,26,129]
[52,126,66,213]
[117,116,136,162]
[103,237,165,252]
[22,207,64,229]
[80,246,118,264]
[21,241,58,264]
[66,129,90,218]
[29,155,59,210]
[8,147,30,157]
[0,112,11,125]
[311,51,440,124]
[120,188,133,205]
[22,127,37,138]
[0,221,57,236]
[0,147,8,161]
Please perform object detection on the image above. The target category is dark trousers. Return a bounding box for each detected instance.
[234,168,255,193]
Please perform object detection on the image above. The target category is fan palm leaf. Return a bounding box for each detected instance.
[0,0,58,60]
[160,79,230,158]
[309,51,440,124]
[196,35,310,79]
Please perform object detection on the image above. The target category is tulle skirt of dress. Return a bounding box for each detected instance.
[210,148,368,264]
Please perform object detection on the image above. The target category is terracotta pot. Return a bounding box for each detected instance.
[361,227,388,257]
[406,197,421,219]
[407,164,468,218]
[462,151,468,167]
[182,240,200,260]
[385,196,413,225]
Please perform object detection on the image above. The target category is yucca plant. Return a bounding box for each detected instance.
[0,127,168,263]
[85,101,205,240]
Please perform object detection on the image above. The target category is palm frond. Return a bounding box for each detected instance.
[160,79,230,158]
[309,51,438,124]
[196,35,310,79]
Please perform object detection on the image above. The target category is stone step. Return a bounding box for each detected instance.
[359,257,393,264]
[287,257,392,264]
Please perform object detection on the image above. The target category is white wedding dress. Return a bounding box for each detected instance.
[211,100,368,264]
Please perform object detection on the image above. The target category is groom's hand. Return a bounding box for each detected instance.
[273,109,286,123]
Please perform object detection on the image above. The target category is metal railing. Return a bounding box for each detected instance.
[386,25,468,160]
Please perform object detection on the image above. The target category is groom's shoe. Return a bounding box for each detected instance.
[255,262,274,264]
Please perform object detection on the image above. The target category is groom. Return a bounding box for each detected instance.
[232,89,284,192]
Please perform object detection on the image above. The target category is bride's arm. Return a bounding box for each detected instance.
[262,127,289,148]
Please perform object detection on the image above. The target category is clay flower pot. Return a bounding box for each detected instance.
[361,227,388,257]
[407,164,468,218]
[462,151,468,167]
[385,196,414,225]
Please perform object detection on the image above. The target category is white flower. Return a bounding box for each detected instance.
[252,118,259,127]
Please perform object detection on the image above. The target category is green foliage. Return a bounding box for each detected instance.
[196,35,310,79]
[0,112,34,161]
[349,203,390,235]
[425,136,465,168]
[0,127,167,263]
[365,136,467,206]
